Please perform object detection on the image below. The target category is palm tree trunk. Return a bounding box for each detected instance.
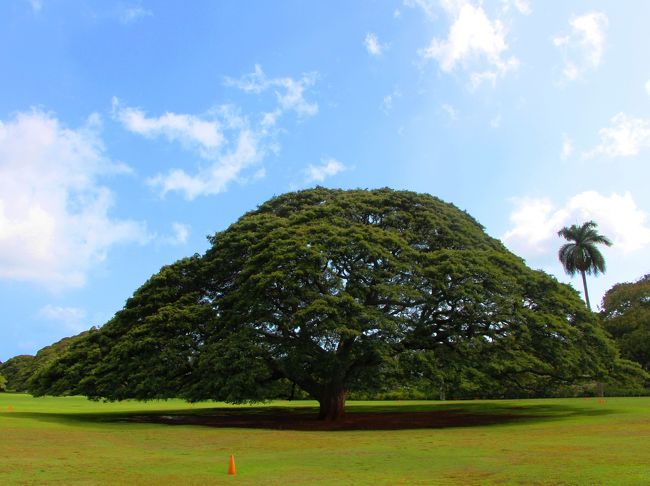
[581,271,591,311]
[581,271,603,396]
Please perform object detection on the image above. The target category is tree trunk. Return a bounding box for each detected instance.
[581,271,591,311]
[317,387,347,420]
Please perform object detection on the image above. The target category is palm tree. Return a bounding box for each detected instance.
[557,221,612,310]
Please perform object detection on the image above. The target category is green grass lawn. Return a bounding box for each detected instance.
[1,393,649,485]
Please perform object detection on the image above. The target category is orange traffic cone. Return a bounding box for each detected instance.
[228,455,236,476]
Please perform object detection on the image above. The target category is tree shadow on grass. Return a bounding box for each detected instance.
[5,400,618,431]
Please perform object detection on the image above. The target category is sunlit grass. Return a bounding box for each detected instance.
[1,393,649,485]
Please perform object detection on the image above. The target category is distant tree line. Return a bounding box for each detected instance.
[0,333,88,393]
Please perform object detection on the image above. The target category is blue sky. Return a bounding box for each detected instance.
[2,0,650,361]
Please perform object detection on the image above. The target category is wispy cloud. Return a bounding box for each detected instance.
[225,64,318,118]
[561,134,574,160]
[304,158,347,184]
[403,0,437,19]
[39,305,88,333]
[441,103,459,121]
[119,5,153,24]
[365,33,388,56]
[381,88,402,114]
[0,110,148,289]
[501,0,531,16]
[162,222,190,245]
[553,12,608,81]
[116,66,319,200]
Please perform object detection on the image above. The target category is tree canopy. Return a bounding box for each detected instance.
[601,274,650,372]
[32,188,626,419]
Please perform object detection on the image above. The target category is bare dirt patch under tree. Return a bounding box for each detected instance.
[130,408,531,431]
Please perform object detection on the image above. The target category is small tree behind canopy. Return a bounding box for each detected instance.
[32,188,624,419]
[602,274,650,372]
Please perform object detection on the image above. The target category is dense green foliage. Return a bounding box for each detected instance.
[0,333,87,392]
[602,274,650,372]
[0,374,6,392]
[0,355,35,392]
[31,188,630,418]
[557,221,612,310]
[2,357,32,393]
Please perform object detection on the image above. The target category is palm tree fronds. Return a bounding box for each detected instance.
[557,221,612,310]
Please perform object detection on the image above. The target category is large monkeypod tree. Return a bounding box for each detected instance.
[33,188,622,420]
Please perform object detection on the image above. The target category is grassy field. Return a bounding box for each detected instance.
[1,393,649,485]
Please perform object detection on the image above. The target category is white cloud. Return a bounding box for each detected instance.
[365,33,387,56]
[39,305,88,333]
[561,134,574,160]
[646,80,650,96]
[503,197,569,254]
[503,191,650,255]
[0,111,148,289]
[553,12,608,81]
[225,64,318,118]
[147,128,261,199]
[490,114,502,128]
[112,97,224,157]
[585,113,650,158]
[420,1,519,87]
[119,5,153,24]
[304,158,347,184]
